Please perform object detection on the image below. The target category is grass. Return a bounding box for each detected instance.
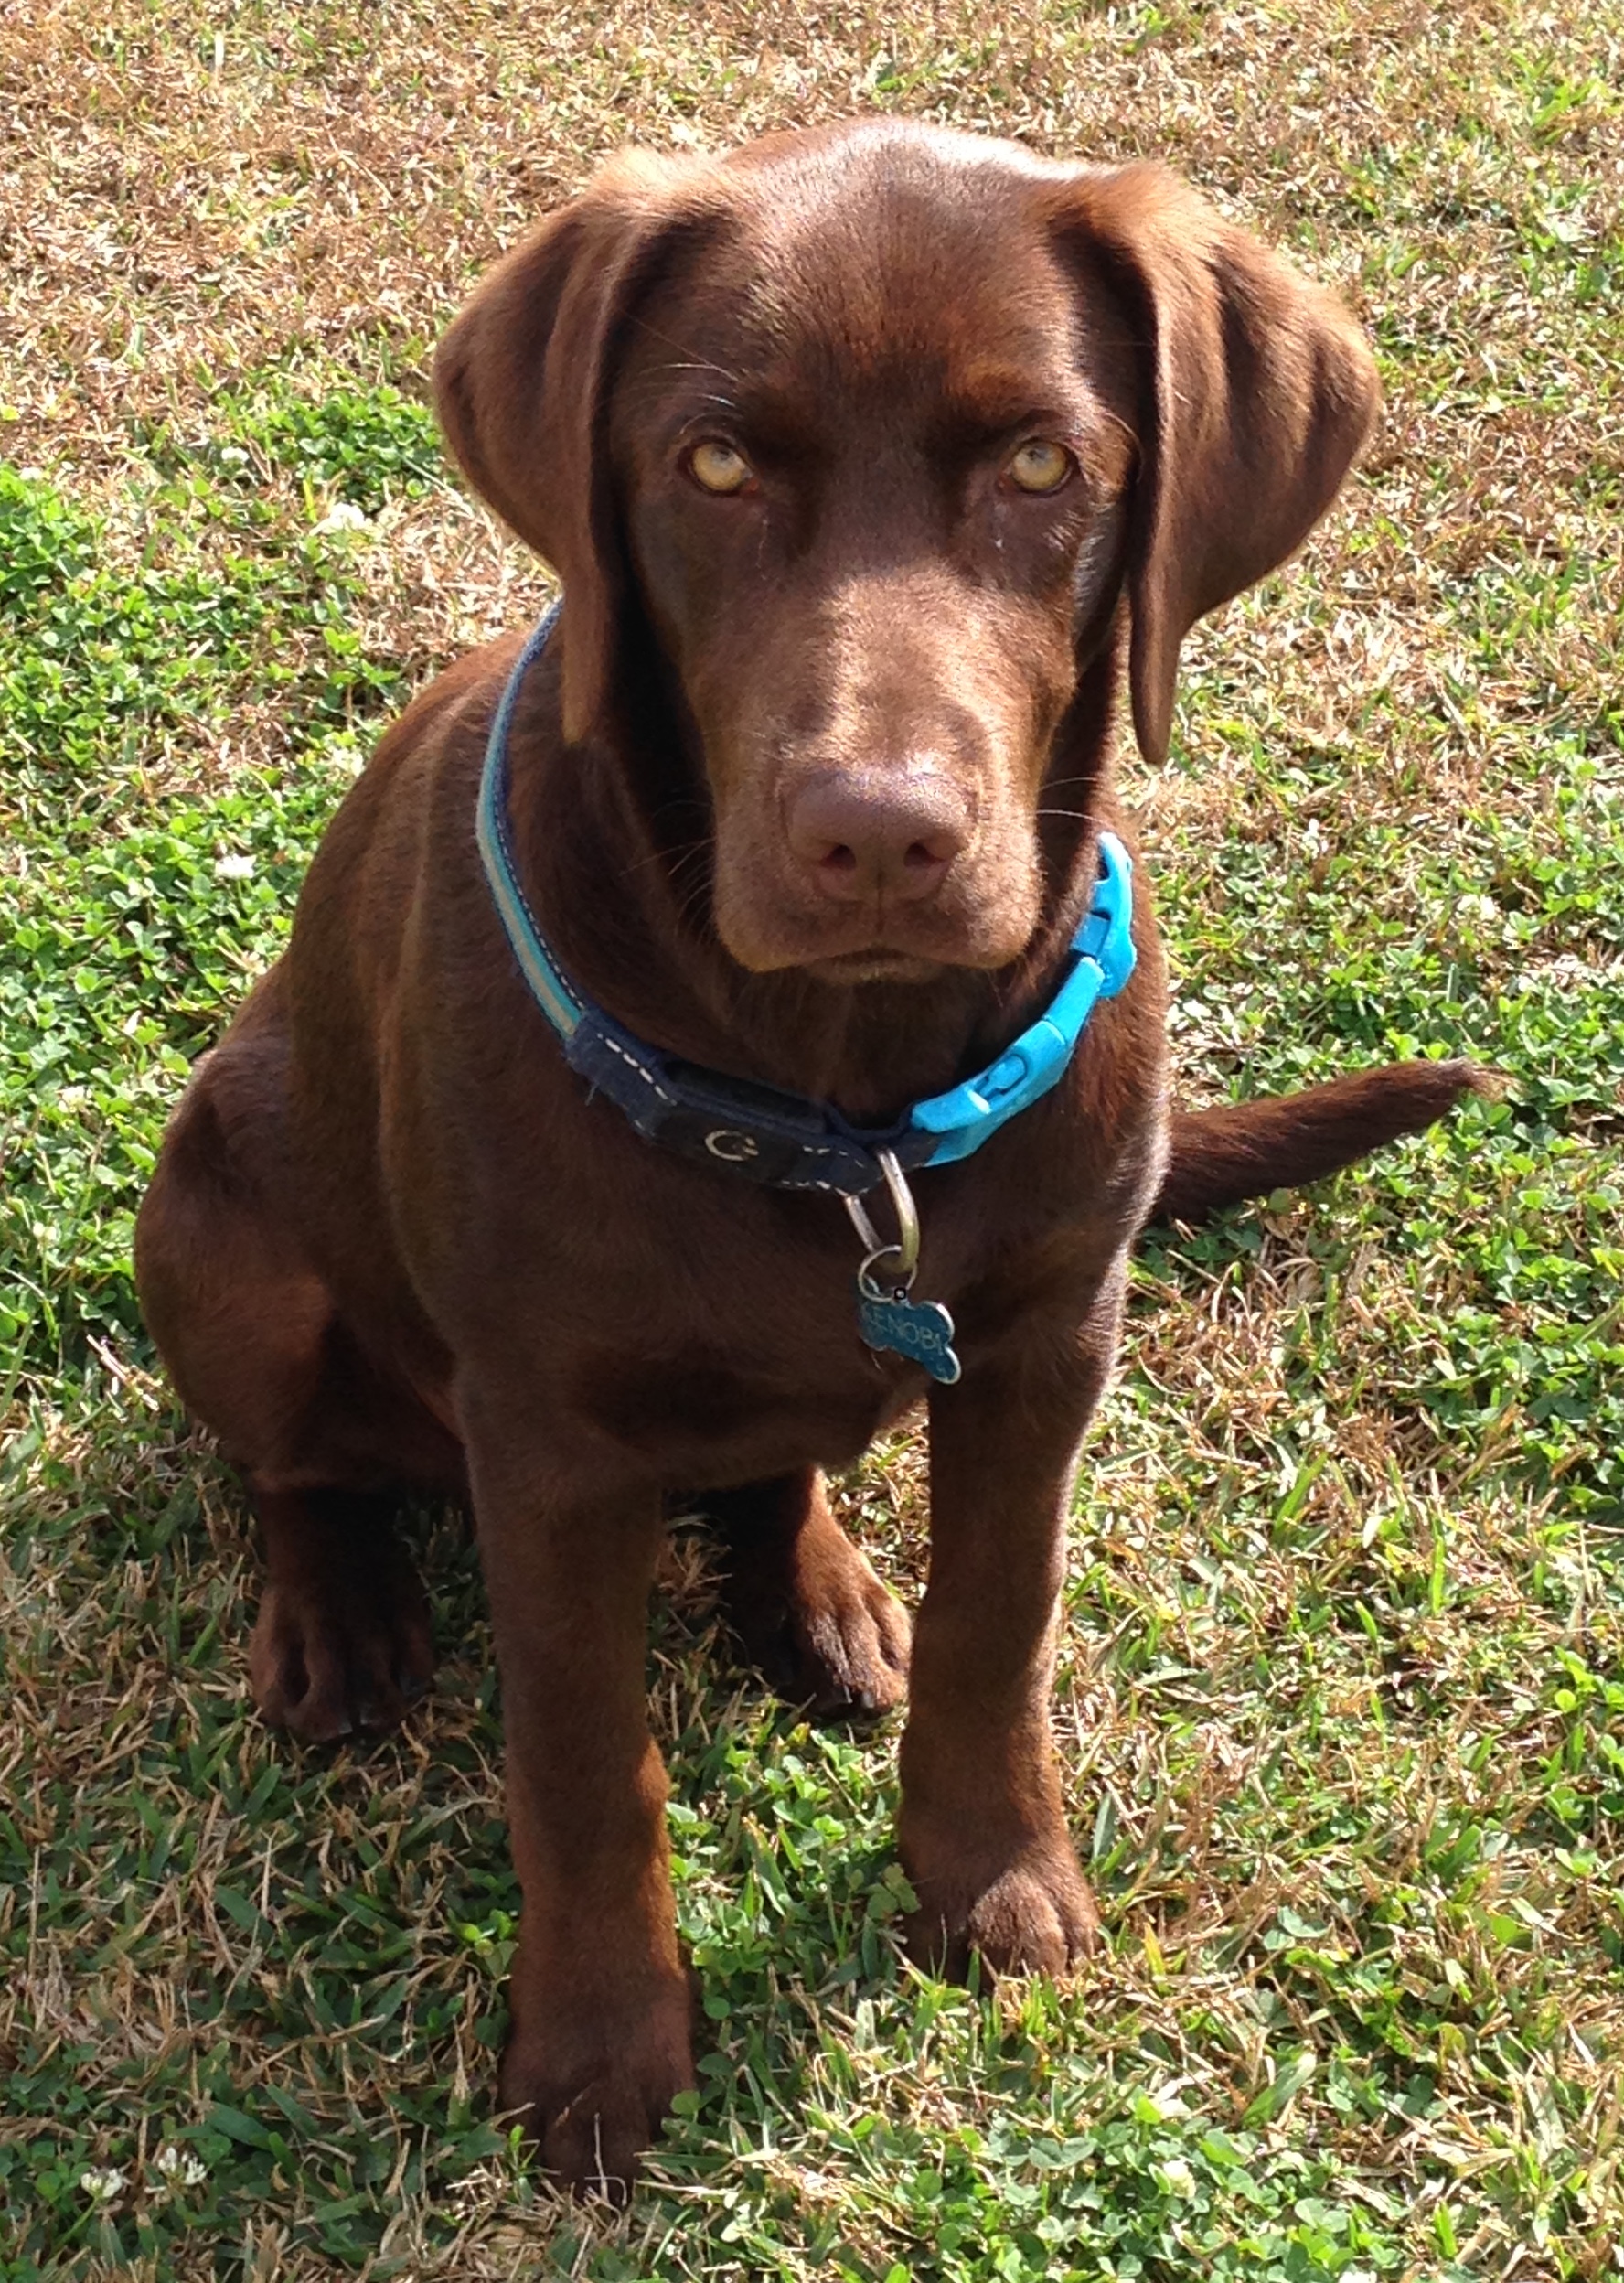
[1,1,1621,2276]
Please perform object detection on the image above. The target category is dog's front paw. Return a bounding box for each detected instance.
[499,1977,695,2202]
[904,1844,1100,1981]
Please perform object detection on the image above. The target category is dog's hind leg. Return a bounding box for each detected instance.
[136,999,448,1740]
[705,1472,911,1718]
[245,1485,434,1740]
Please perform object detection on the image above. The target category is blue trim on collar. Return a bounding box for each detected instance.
[475,606,1135,1197]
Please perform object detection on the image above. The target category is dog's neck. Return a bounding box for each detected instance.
[505,633,1126,1128]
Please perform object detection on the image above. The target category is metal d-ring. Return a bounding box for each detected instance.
[845,1149,922,1292]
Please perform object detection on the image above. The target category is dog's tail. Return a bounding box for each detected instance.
[1152,1058,1490,1226]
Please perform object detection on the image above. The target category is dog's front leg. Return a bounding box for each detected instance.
[462,1408,692,2197]
[898,1269,1124,1980]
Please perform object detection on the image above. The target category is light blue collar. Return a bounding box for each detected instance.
[476,605,1136,1197]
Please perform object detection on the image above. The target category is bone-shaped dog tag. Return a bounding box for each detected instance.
[856,1283,962,1385]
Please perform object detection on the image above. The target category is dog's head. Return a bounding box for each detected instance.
[436,122,1376,983]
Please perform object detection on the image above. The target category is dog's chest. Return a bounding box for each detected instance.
[422,1069,1094,1479]
[558,1209,932,1475]
[569,1334,907,1476]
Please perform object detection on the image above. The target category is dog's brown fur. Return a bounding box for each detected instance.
[134,121,1478,2195]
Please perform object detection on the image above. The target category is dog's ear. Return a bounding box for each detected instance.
[434,153,714,745]
[1055,167,1380,766]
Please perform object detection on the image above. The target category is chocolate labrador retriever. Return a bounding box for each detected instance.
[135,119,1476,2192]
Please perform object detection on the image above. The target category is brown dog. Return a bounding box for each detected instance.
[135,120,1476,2193]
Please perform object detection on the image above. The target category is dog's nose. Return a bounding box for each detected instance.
[786,770,970,905]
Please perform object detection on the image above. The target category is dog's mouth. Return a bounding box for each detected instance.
[712,891,1039,982]
[802,948,946,986]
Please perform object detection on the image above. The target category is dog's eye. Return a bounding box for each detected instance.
[688,441,754,495]
[1006,440,1073,495]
